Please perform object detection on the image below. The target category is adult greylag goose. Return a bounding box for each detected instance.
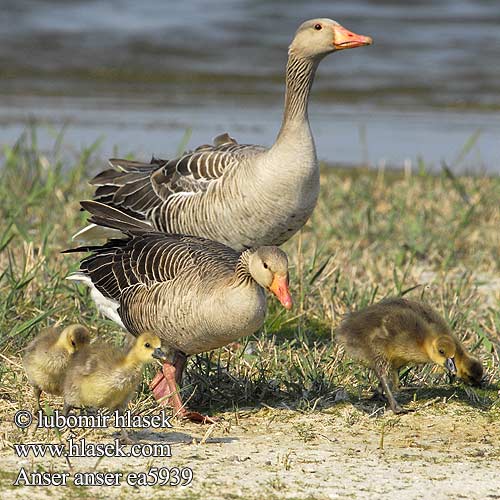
[75,19,372,249]
[65,201,292,422]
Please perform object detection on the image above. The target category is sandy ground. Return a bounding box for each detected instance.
[1,398,499,500]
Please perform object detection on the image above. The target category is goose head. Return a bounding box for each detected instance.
[130,332,167,364]
[58,324,90,354]
[289,18,372,60]
[249,246,293,310]
[427,335,457,374]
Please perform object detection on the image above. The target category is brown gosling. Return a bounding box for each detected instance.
[23,324,90,411]
[336,298,482,413]
[62,332,167,442]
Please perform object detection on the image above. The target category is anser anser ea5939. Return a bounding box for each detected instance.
[75,19,372,249]
[65,201,292,422]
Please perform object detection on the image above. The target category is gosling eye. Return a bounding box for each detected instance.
[439,349,445,355]
[263,262,268,270]
[71,340,76,347]
[314,23,322,31]
[145,342,151,348]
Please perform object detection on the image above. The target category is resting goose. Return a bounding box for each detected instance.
[336,298,465,413]
[23,324,90,410]
[75,19,372,249]
[65,201,292,422]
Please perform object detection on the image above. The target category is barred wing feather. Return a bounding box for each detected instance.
[90,134,266,221]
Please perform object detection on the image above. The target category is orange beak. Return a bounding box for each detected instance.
[333,24,373,50]
[268,274,293,310]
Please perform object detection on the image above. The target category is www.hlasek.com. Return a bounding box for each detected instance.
[12,409,194,487]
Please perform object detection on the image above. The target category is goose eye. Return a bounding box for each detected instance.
[314,24,322,31]
[145,343,151,348]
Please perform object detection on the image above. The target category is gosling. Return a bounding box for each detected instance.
[336,298,483,413]
[62,332,167,441]
[23,324,90,410]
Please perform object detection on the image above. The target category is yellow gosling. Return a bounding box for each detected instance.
[23,324,90,410]
[62,332,166,441]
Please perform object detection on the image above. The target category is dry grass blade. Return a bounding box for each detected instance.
[0,129,498,471]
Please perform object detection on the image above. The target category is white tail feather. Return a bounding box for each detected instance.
[72,224,125,242]
[66,272,93,284]
[66,273,125,329]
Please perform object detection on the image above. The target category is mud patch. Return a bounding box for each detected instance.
[1,401,499,500]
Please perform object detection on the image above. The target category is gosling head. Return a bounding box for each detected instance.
[59,324,90,354]
[457,356,484,387]
[290,18,372,60]
[248,246,292,310]
[132,332,167,364]
[429,336,457,374]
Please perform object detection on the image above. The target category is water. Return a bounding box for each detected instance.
[1,0,500,172]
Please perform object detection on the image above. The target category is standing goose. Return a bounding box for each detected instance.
[75,19,372,249]
[65,201,292,422]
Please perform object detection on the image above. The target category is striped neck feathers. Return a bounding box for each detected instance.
[233,249,255,286]
[276,52,319,142]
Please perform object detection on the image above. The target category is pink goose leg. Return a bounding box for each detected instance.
[149,352,216,424]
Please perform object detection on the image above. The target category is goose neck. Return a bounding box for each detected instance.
[276,53,319,143]
[121,350,145,372]
[233,249,254,286]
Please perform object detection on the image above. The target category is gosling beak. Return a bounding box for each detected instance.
[269,274,293,310]
[445,357,457,374]
[152,347,167,361]
[333,24,373,50]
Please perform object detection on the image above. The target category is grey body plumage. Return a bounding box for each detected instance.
[65,201,290,356]
[74,19,372,250]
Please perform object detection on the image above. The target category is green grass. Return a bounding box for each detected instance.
[0,127,499,421]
